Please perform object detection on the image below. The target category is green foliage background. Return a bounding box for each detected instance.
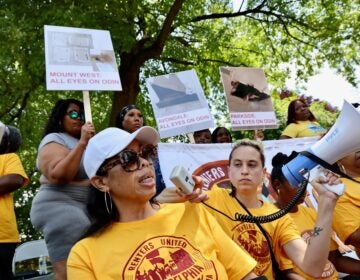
[0,0,357,241]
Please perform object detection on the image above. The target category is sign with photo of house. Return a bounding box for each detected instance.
[44,25,121,91]
[146,69,214,138]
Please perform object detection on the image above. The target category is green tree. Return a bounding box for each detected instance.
[0,0,357,240]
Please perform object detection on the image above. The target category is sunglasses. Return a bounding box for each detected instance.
[98,144,157,174]
[67,110,85,121]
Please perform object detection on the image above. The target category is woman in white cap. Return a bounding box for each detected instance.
[67,126,265,280]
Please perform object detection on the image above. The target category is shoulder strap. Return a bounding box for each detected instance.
[234,197,283,276]
[300,151,360,184]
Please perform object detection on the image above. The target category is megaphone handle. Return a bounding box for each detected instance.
[311,166,345,196]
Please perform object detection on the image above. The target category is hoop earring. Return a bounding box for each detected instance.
[104,191,113,215]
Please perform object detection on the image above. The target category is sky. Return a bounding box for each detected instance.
[287,65,360,109]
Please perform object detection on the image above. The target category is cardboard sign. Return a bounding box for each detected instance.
[220,67,278,130]
[146,70,214,138]
[44,25,121,91]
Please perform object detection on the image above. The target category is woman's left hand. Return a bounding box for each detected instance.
[310,169,342,200]
[155,176,209,204]
[178,175,208,203]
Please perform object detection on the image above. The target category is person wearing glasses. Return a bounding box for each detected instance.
[31,98,95,280]
[67,127,266,280]
[115,104,165,196]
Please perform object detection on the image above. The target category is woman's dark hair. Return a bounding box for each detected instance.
[83,187,120,238]
[270,151,299,188]
[82,154,159,238]
[211,126,232,143]
[43,98,84,137]
[83,187,159,238]
[115,104,144,129]
[286,99,316,125]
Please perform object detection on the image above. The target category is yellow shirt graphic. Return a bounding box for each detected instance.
[205,186,300,279]
[68,202,256,279]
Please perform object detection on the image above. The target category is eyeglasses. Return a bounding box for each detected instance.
[98,144,157,174]
[67,110,85,121]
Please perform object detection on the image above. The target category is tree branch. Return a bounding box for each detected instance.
[137,0,186,63]
[191,0,267,22]
[161,57,194,66]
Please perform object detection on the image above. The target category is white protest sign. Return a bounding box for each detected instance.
[220,67,278,130]
[146,69,214,138]
[44,25,121,91]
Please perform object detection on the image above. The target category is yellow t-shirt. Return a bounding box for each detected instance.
[204,186,300,279]
[0,153,29,242]
[332,177,360,242]
[289,205,338,279]
[281,121,326,138]
[67,203,256,280]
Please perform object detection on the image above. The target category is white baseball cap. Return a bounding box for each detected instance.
[84,126,160,178]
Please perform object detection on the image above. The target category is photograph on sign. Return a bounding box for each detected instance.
[44,25,121,91]
[146,69,214,138]
[220,67,278,130]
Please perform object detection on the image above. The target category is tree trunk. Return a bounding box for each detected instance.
[109,52,141,126]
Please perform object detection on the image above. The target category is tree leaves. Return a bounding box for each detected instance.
[0,0,355,241]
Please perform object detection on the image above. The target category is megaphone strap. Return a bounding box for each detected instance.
[300,151,360,184]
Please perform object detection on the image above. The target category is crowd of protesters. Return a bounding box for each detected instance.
[1,98,360,280]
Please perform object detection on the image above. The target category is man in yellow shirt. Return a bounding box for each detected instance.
[0,153,29,279]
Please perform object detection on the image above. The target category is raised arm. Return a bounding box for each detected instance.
[38,122,95,184]
[284,171,340,277]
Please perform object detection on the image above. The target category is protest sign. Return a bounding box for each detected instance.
[220,67,278,130]
[146,69,214,138]
[44,25,121,91]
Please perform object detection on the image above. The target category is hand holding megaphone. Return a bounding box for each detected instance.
[282,101,360,189]
[310,166,344,196]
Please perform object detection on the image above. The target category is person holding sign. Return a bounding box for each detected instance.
[193,129,212,144]
[280,99,326,139]
[30,99,95,280]
[67,127,264,280]
[211,127,232,143]
[115,104,145,132]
